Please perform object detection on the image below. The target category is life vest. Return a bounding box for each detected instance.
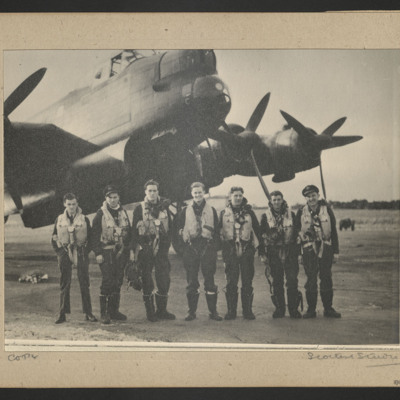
[221,206,253,242]
[100,201,130,246]
[263,206,294,245]
[56,207,87,247]
[299,204,332,244]
[182,201,214,242]
[136,199,169,237]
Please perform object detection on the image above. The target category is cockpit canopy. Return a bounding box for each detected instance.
[158,50,216,80]
[93,50,158,84]
[92,49,217,89]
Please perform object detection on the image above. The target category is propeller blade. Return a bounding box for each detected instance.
[321,117,347,137]
[4,68,46,118]
[327,135,363,149]
[245,92,270,132]
[280,110,315,141]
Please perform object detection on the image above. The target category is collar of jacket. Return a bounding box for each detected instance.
[192,199,206,212]
[104,202,122,213]
[307,199,327,216]
[144,196,160,209]
[65,206,83,221]
[268,199,288,217]
[229,197,251,212]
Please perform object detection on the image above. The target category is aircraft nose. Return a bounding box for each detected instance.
[187,75,231,120]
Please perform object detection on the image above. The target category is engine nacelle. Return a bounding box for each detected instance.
[196,141,226,189]
[272,172,296,183]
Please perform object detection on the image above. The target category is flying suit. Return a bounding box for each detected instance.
[51,207,94,320]
[219,198,261,320]
[294,200,339,317]
[131,197,175,321]
[92,201,131,323]
[177,199,221,321]
[260,201,302,318]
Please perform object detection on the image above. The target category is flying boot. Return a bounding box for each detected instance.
[205,292,223,321]
[64,291,71,314]
[55,313,66,324]
[241,288,256,320]
[110,292,127,321]
[303,291,317,319]
[100,295,111,324]
[224,290,238,320]
[185,291,200,321]
[143,293,158,322]
[81,289,97,321]
[272,290,286,318]
[287,289,302,319]
[321,290,341,318]
[155,292,176,320]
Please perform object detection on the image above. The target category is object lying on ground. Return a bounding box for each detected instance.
[18,272,49,283]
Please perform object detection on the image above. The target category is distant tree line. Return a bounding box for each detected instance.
[288,200,400,210]
[328,200,400,210]
[212,195,400,210]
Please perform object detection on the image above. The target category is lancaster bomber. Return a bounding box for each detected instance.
[4,49,363,229]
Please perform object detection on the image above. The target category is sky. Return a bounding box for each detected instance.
[4,49,400,205]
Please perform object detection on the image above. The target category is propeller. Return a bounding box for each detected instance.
[280,111,363,199]
[216,92,273,200]
[4,67,46,118]
[4,68,47,216]
[221,93,270,158]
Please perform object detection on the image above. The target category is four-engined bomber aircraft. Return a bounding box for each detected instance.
[4,50,362,229]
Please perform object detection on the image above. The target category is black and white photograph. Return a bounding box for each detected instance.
[4,48,399,351]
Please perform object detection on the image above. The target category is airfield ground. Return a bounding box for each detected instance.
[3,208,399,347]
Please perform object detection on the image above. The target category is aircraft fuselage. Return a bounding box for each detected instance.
[30,50,231,151]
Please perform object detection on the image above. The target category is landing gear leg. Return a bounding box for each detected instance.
[170,201,185,256]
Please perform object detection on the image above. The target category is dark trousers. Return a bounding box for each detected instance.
[302,244,334,308]
[183,242,218,295]
[222,243,255,295]
[138,248,171,296]
[58,250,92,315]
[99,249,128,296]
[267,247,299,297]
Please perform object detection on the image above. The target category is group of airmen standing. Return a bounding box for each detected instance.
[51,180,341,326]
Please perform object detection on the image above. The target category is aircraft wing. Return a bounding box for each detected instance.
[5,121,101,197]
[4,121,124,227]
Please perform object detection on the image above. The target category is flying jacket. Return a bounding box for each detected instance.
[56,207,88,247]
[182,201,215,242]
[294,200,339,254]
[299,204,331,243]
[219,199,260,246]
[138,199,169,236]
[262,205,295,246]
[176,200,219,248]
[131,197,172,251]
[91,203,131,256]
[100,201,130,247]
[51,211,91,255]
